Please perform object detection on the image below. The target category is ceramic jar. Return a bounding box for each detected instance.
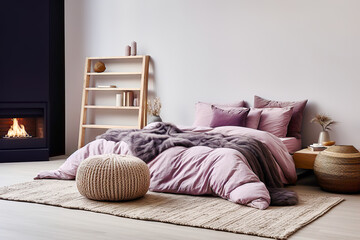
[318,131,330,144]
[148,115,162,124]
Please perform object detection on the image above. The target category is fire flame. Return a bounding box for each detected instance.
[5,118,31,138]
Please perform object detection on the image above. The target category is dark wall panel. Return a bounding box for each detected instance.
[0,0,64,160]
[0,0,49,102]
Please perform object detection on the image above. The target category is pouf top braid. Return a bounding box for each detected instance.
[76,154,150,201]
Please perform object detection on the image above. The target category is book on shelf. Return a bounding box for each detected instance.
[121,91,134,107]
[126,91,134,106]
[97,85,116,88]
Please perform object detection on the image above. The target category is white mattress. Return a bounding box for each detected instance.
[280,137,302,154]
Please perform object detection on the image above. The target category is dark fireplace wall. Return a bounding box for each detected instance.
[0,0,65,160]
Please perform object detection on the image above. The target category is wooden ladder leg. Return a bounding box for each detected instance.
[78,58,91,148]
[138,56,150,128]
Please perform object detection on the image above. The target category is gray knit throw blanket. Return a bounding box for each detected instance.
[97,122,298,206]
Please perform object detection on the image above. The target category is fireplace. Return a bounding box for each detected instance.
[0,103,48,161]
[0,0,64,162]
[0,103,46,148]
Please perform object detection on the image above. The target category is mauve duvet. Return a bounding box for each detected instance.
[35,124,296,210]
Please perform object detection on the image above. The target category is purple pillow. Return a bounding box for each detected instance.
[246,108,263,129]
[210,106,250,128]
[225,107,263,129]
[193,101,246,127]
[254,96,308,139]
[257,107,293,138]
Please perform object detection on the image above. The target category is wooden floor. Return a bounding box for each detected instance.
[0,157,359,240]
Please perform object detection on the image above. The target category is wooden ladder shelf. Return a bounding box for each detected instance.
[78,55,150,148]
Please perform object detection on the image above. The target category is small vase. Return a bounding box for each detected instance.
[318,131,330,144]
[148,115,162,124]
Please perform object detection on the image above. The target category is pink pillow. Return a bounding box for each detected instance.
[210,106,249,128]
[257,107,293,138]
[225,107,263,129]
[254,96,307,139]
[193,101,246,127]
[246,108,263,129]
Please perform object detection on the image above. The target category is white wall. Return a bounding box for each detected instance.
[65,0,360,154]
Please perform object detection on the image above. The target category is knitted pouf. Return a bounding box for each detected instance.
[76,154,150,201]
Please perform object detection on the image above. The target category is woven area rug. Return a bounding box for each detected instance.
[0,180,343,239]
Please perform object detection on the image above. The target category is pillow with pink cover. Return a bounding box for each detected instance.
[218,107,262,129]
[193,101,245,127]
[254,96,308,139]
[246,108,263,129]
[210,106,249,128]
[257,107,293,138]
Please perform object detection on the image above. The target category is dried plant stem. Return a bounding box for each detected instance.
[147,97,161,116]
[311,114,336,131]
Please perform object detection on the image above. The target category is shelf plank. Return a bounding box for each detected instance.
[82,124,138,129]
[86,72,142,76]
[85,88,141,91]
[84,105,139,110]
[88,56,146,60]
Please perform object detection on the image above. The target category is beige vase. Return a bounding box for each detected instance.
[314,145,360,193]
[318,131,330,144]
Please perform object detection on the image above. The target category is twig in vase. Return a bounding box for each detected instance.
[310,114,336,131]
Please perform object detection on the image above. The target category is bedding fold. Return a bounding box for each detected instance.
[97,123,283,188]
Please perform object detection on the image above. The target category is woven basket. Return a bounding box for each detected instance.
[314,145,360,193]
[76,154,150,201]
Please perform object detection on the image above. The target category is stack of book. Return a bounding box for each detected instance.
[123,91,134,106]
[115,91,138,107]
[308,144,327,151]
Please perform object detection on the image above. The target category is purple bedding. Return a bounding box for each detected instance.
[35,123,297,210]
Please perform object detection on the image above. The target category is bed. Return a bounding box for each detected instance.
[280,137,302,154]
[35,96,307,210]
